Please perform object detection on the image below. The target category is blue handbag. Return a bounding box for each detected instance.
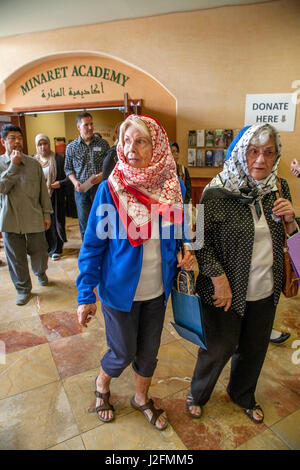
[171,269,207,349]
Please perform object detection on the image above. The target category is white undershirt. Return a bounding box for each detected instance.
[42,165,50,180]
[246,201,274,301]
[134,229,164,301]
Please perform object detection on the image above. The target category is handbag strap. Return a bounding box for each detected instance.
[276,177,288,248]
[177,270,191,293]
[276,178,300,282]
[177,240,189,292]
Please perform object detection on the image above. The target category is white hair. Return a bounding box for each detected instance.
[249,125,276,147]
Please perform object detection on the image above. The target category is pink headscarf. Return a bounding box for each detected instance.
[108,115,183,246]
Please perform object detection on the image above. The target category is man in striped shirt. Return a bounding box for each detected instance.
[64,112,109,240]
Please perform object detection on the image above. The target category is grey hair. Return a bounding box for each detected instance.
[249,125,276,147]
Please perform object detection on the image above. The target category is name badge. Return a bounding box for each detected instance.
[93,146,102,152]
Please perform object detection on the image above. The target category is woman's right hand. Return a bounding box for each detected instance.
[77,303,97,328]
[291,159,300,177]
[211,274,232,311]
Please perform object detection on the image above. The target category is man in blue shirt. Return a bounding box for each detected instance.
[64,112,109,240]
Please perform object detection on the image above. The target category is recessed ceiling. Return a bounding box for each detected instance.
[0,0,273,38]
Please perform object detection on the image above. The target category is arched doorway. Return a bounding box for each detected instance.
[0,53,176,155]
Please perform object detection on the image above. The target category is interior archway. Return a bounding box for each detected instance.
[0,53,177,155]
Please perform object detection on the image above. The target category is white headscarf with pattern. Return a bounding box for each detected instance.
[205,123,281,204]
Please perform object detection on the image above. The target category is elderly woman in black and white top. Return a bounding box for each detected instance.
[187,123,298,424]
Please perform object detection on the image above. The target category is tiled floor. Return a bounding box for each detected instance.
[0,219,299,450]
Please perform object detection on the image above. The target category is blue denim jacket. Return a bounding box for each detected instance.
[77,179,189,311]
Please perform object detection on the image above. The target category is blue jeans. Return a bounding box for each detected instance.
[74,184,99,240]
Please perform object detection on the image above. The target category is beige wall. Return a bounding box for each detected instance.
[25,113,66,156]
[0,0,299,211]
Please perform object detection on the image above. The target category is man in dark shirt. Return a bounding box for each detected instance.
[64,112,109,240]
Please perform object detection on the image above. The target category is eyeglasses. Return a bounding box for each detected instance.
[247,147,276,159]
[7,135,23,142]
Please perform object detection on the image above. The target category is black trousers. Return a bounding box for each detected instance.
[46,213,64,256]
[190,295,276,409]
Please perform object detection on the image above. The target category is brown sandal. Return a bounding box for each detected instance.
[93,376,114,423]
[130,396,168,431]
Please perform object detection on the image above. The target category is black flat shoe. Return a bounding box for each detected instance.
[270,332,290,344]
[186,394,202,419]
[243,404,264,424]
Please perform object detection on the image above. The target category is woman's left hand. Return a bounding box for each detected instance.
[272,198,295,223]
[177,249,195,271]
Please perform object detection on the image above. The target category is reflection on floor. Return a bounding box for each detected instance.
[0,218,299,450]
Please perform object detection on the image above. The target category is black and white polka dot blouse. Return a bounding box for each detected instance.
[195,178,292,316]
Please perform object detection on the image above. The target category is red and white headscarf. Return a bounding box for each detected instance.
[108,115,183,246]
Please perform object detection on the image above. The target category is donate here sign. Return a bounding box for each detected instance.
[244,93,296,132]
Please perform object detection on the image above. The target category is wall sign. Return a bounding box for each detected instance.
[244,93,296,132]
[19,63,130,101]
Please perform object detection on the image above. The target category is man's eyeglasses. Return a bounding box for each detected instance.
[7,136,23,142]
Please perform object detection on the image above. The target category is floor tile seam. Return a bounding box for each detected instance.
[205,401,300,450]
[159,337,202,363]
[0,318,84,346]
[0,335,62,401]
[0,335,50,358]
[264,408,300,428]
[0,301,89,354]
[58,374,84,441]
[0,377,82,449]
[233,426,291,450]
[165,380,271,450]
[161,329,181,346]
[268,425,296,450]
[44,322,105,354]
[0,376,63,403]
[0,305,45,329]
[268,407,300,426]
[153,383,191,404]
[79,406,138,437]
[79,407,187,451]
[275,375,300,395]
[177,342,199,358]
[45,433,86,450]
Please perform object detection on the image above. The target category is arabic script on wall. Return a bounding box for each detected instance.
[20,65,130,98]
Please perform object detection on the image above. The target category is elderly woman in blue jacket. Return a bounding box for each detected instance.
[76,114,194,430]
